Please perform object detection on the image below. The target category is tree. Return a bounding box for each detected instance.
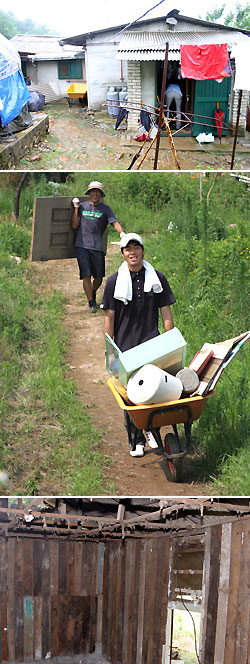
[205,2,250,29]
[0,9,55,39]
[0,10,18,39]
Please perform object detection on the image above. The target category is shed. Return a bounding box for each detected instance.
[61,12,250,136]
[0,497,250,664]
[10,35,86,103]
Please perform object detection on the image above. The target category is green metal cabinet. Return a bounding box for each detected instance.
[193,76,232,136]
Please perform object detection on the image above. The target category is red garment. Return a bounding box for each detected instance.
[180,44,229,80]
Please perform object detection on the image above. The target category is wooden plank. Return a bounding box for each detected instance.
[0,538,8,662]
[95,542,105,651]
[141,540,153,664]
[73,596,84,654]
[58,540,67,595]
[14,594,24,661]
[122,540,136,664]
[106,541,116,660]
[58,596,68,655]
[153,536,171,664]
[101,544,109,655]
[223,520,243,664]
[81,541,94,596]
[235,519,250,664]
[89,595,98,654]
[112,542,123,664]
[136,541,147,664]
[34,596,43,660]
[42,596,51,658]
[81,596,91,653]
[7,538,16,661]
[213,522,232,663]
[0,600,8,662]
[66,596,75,653]
[145,538,164,664]
[200,525,222,663]
[66,540,75,596]
[23,596,33,661]
[50,539,59,595]
[33,539,42,596]
[74,541,82,596]
[116,541,126,664]
[131,539,141,664]
[41,539,50,596]
[22,538,33,596]
[0,538,8,596]
[50,596,59,657]
[14,539,24,658]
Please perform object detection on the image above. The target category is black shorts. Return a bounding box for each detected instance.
[76,247,105,279]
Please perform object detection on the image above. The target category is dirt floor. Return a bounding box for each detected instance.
[33,243,211,497]
[14,101,250,171]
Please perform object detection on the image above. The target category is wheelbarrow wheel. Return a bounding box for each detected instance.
[164,433,183,483]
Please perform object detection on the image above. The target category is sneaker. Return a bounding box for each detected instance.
[88,304,97,314]
[130,444,145,458]
[145,431,158,449]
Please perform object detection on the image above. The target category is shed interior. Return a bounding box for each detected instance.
[0,497,249,664]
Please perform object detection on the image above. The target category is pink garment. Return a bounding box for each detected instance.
[180,44,229,80]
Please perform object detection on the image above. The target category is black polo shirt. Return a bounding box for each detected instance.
[101,266,176,352]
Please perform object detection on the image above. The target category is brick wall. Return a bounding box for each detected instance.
[127,61,141,132]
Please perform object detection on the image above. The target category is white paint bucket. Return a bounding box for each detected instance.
[127,364,183,405]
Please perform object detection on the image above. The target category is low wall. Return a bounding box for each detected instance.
[0,113,49,169]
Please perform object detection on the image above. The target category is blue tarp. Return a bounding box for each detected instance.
[0,69,30,127]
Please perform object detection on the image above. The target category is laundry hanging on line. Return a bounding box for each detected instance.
[180,43,229,81]
[231,43,250,91]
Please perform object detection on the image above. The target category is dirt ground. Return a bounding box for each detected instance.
[15,101,250,171]
[33,243,211,497]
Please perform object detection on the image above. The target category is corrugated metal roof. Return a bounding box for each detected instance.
[10,34,83,60]
[117,29,250,61]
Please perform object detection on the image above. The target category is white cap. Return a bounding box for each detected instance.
[120,232,143,249]
[85,181,105,196]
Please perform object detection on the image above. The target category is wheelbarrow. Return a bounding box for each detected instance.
[107,376,215,482]
[66,83,87,107]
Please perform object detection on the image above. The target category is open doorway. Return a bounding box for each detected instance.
[163,605,201,663]
[156,60,194,135]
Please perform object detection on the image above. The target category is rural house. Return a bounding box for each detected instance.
[61,12,250,136]
[0,497,250,664]
[10,35,86,104]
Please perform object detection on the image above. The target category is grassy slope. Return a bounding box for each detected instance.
[0,232,111,495]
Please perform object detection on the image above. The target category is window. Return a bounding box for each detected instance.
[58,60,82,79]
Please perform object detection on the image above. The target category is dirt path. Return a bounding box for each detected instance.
[16,102,250,171]
[33,243,210,497]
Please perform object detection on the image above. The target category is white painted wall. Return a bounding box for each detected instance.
[85,29,127,109]
[26,59,86,96]
[141,61,155,109]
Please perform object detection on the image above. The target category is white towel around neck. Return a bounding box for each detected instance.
[114,260,163,304]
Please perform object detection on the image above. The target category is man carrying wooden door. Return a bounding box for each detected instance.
[71,180,124,313]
